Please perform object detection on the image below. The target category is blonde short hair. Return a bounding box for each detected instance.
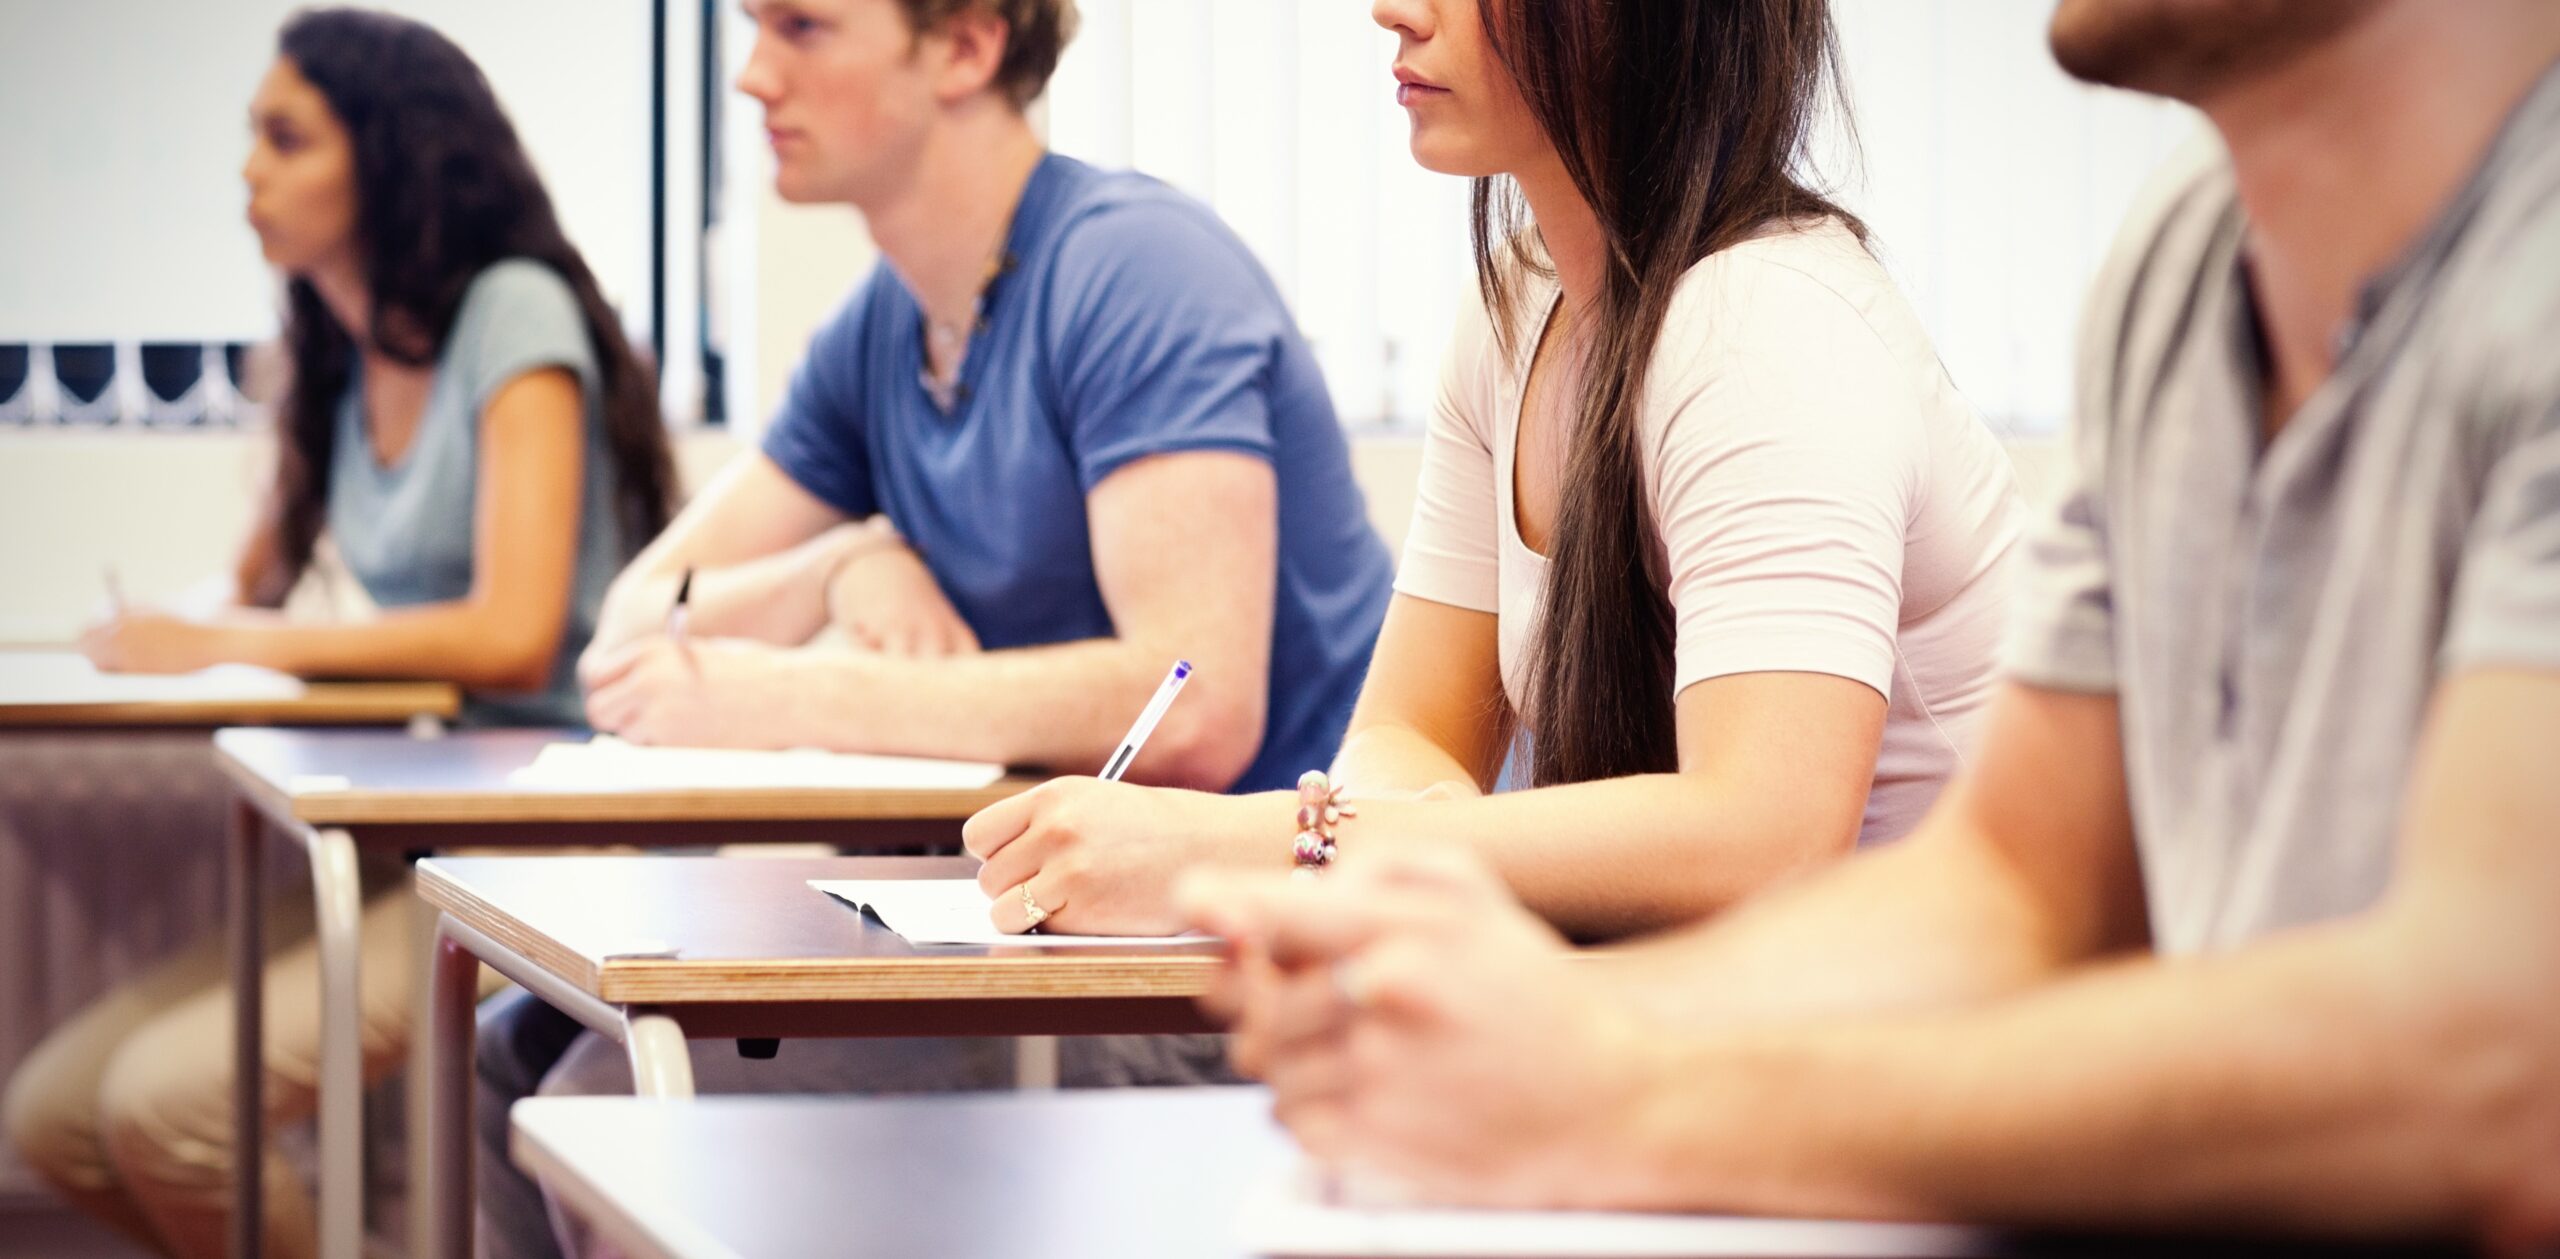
[899,0,1078,109]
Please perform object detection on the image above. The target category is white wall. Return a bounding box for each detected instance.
[0,0,652,343]
[0,422,2071,641]
[0,1,2106,633]
[0,429,748,640]
[1041,0,2200,435]
[1824,0,2199,434]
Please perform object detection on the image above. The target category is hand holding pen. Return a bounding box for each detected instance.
[666,567,694,645]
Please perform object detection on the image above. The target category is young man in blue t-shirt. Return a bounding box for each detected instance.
[474,2,1394,1254]
[576,0,1392,796]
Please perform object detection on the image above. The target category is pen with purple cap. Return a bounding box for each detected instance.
[1100,659,1191,782]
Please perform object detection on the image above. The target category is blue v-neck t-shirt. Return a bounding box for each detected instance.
[760,154,1394,792]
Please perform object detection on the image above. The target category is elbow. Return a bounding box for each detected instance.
[1643,787,1862,930]
[1731,772,1863,857]
[470,654,556,696]
[1131,688,1266,793]
[464,623,564,694]
[2417,982,2560,1245]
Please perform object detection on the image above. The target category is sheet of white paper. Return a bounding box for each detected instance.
[810,879,1206,948]
[0,652,306,705]
[507,735,1004,791]
[1238,1165,2002,1258]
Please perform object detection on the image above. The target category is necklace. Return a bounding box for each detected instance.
[919,241,1018,413]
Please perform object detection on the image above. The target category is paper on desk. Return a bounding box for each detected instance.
[1238,1163,2000,1257]
[811,879,1206,948]
[508,735,1004,791]
[0,652,306,705]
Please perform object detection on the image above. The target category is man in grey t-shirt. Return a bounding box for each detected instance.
[1177,1,2560,1246]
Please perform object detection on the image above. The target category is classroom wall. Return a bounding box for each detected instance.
[0,0,652,344]
[0,428,1429,631]
[0,125,2068,626]
[0,424,2064,638]
[0,164,2070,631]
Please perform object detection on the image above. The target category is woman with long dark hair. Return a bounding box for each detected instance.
[75,7,674,724]
[962,0,2021,942]
[4,11,671,1256]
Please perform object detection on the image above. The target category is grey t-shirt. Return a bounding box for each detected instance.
[327,258,625,726]
[2007,63,2560,953]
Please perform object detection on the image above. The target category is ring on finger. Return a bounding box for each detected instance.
[1020,883,1050,933]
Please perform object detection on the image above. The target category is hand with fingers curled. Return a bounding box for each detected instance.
[1176,848,1678,1210]
[824,537,982,659]
[581,636,817,749]
[960,775,1283,937]
[81,611,233,674]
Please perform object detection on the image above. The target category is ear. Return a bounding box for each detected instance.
[923,7,1013,107]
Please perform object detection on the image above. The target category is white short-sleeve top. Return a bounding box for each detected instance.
[1393,219,2022,843]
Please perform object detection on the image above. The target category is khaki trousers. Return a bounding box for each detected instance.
[4,885,498,1259]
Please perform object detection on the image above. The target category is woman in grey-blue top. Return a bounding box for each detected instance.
[76,11,674,728]
[10,12,675,1258]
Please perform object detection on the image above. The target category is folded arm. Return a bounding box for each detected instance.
[587,450,1279,790]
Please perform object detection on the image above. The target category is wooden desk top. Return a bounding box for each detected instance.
[0,679,458,729]
[512,1089,1290,1259]
[416,854,1223,1006]
[214,726,1035,827]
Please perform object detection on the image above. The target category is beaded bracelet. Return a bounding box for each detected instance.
[1291,769,1357,875]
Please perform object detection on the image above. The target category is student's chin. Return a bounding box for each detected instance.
[1406,144,1494,180]
[768,173,833,205]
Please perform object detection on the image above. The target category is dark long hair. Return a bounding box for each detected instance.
[251,8,676,604]
[1477,0,1863,786]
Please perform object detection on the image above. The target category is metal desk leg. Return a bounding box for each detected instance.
[405,880,442,1259]
[623,1014,696,1099]
[227,800,264,1259]
[303,827,365,1259]
[423,917,484,1259]
[1016,1035,1061,1090]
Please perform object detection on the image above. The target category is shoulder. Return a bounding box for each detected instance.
[1441,278,1509,382]
[809,264,901,351]
[1637,221,1961,481]
[1665,219,1901,356]
[1645,219,1922,422]
[2440,161,2560,426]
[2074,130,2241,427]
[448,258,592,369]
[1041,168,1275,315]
[771,264,900,425]
[457,257,583,327]
[1428,280,1515,446]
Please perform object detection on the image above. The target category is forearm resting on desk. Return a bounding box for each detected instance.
[1608,673,2560,1244]
[1583,815,2109,1030]
[755,636,1266,790]
[1331,769,1861,941]
[1582,683,2152,1028]
[1625,908,2559,1243]
[210,601,558,692]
